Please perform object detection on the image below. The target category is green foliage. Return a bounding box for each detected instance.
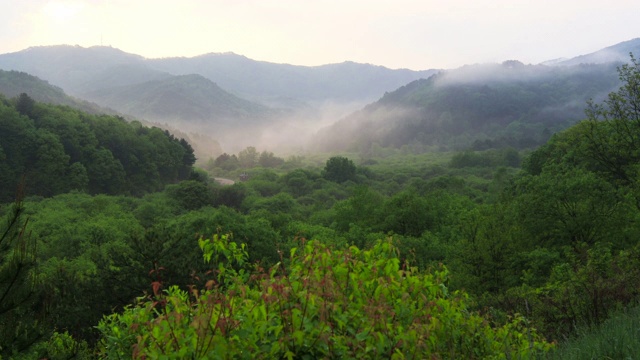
[450,148,520,169]
[238,146,258,168]
[258,150,285,168]
[580,54,640,207]
[211,152,239,171]
[450,204,521,295]
[164,180,214,211]
[9,331,92,360]
[551,304,640,359]
[14,93,35,118]
[23,193,147,343]
[98,236,552,359]
[0,193,41,357]
[281,168,318,197]
[513,166,631,249]
[0,97,195,200]
[212,183,247,210]
[382,190,435,237]
[6,58,640,354]
[332,185,384,233]
[506,242,640,340]
[318,62,620,152]
[0,70,112,114]
[322,156,357,183]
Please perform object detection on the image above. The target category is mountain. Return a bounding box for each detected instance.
[0,45,164,95]
[0,45,436,107]
[314,61,622,152]
[2,39,636,155]
[0,69,225,159]
[82,74,273,129]
[0,45,439,153]
[0,69,118,115]
[0,96,197,200]
[553,38,640,66]
[147,53,437,105]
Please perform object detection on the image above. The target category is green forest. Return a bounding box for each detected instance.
[3,58,640,359]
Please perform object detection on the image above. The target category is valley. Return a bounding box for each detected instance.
[1,37,640,358]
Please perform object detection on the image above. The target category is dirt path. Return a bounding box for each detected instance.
[214,177,235,186]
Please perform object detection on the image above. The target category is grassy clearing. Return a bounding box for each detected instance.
[549,304,640,359]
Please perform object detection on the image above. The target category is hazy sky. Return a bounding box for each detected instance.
[1,0,639,70]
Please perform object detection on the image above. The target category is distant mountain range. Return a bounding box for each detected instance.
[0,38,639,155]
[0,69,224,159]
[552,38,640,66]
[147,53,437,105]
[0,45,437,106]
[0,45,439,153]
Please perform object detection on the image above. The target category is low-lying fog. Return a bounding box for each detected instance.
[160,99,369,160]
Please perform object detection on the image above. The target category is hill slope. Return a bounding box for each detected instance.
[314,61,622,152]
[147,53,437,104]
[82,74,273,128]
[0,69,119,115]
[0,45,160,95]
[0,94,195,200]
[0,45,436,107]
[554,38,640,66]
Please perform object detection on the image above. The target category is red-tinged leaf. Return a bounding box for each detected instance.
[206,280,216,290]
[152,281,162,296]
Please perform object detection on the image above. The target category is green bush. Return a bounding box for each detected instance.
[97,235,552,359]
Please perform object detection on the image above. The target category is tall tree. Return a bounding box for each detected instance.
[0,186,41,356]
[583,54,640,191]
[322,156,356,183]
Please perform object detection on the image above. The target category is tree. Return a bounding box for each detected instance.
[213,153,239,171]
[0,187,41,356]
[514,166,629,249]
[258,151,284,168]
[14,93,35,118]
[165,180,214,211]
[583,54,640,191]
[322,156,356,183]
[238,146,258,168]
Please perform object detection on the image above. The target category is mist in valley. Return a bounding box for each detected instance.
[4,2,640,357]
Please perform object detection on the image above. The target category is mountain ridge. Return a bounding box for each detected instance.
[0,45,437,106]
[552,38,640,66]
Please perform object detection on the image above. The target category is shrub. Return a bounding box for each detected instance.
[97,235,552,359]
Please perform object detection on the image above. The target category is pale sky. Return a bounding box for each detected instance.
[1,0,640,70]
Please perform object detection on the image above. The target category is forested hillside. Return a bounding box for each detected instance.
[3,51,640,359]
[0,70,117,115]
[82,73,274,128]
[315,61,621,152]
[0,93,195,201]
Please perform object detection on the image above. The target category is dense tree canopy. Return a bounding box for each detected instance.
[6,56,640,359]
[0,94,195,201]
[322,156,356,183]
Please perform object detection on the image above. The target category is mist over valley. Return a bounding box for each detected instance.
[1,39,639,159]
[4,1,640,356]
